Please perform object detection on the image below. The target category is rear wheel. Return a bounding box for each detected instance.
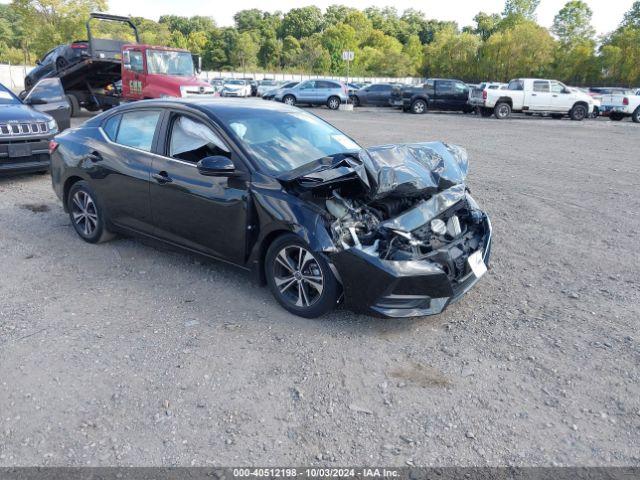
[265,234,339,318]
[67,181,114,244]
[327,96,341,110]
[55,57,68,72]
[632,107,640,124]
[570,104,587,121]
[494,102,511,119]
[351,95,360,107]
[66,94,80,117]
[410,99,427,114]
[609,112,624,121]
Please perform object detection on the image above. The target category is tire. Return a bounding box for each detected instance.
[494,102,511,119]
[410,99,427,114]
[570,104,587,121]
[609,112,624,121]
[282,94,296,106]
[327,96,341,110]
[351,95,360,107]
[67,181,114,244]
[265,234,340,318]
[632,107,640,124]
[66,94,80,117]
[56,57,68,72]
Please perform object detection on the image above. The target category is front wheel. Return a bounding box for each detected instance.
[282,94,296,106]
[327,96,341,110]
[67,181,114,244]
[351,95,360,107]
[570,104,587,121]
[494,102,511,119]
[411,99,427,114]
[265,234,340,318]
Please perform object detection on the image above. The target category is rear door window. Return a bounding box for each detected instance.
[533,81,550,93]
[114,110,161,152]
[508,80,524,91]
[316,81,337,89]
[436,81,454,94]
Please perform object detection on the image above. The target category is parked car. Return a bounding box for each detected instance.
[350,83,396,107]
[209,78,225,94]
[390,79,473,114]
[0,79,70,175]
[256,79,279,97]
[242,78,258,96]
[24,41,89,90]
[221,79,252,98]
[470,78,595,120]
[600,91,640,122]
[50,99,491,318]
[274,79,348,109]
[262,81,298,101]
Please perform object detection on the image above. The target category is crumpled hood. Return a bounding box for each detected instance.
[287,141,469,201]
[0,104,53,123]
[360,142,468,199]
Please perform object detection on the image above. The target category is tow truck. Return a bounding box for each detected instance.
[25,13,214,116]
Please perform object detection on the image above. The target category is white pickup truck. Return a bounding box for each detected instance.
[600,91,640,123]
[470,78,595,120]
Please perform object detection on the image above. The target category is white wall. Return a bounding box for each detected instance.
[0,63,421,92]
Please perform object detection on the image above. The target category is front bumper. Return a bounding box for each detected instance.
[330,216,492,318]
[0,137,51,174]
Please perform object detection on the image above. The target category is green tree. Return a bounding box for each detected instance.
[258,36,282,69]
[280,6,323,40]
[321,23,358,73]
[599,27,640,85]
[502,0,540,20]
[552,1,595,44]
[472,12,502,40]
[621,1,640,29]
[424,26,481,80]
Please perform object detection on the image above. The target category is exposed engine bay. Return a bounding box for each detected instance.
[285,141,490,283]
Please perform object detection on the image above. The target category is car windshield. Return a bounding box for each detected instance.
[227,80,245,85]
[217,108,361,174]
[0,85,21,105]
[261,80,277,86]
[146,50,194,76]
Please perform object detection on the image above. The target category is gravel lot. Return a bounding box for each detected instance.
[1,108,639,467]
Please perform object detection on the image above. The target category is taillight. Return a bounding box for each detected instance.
[623,97,629,106]
[71,43,87,49]
[49,140,59,154]
[482,90,487,100]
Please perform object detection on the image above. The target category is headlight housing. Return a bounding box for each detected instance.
[47,119,58,134]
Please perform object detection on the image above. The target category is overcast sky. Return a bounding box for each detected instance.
[1,0,634,36]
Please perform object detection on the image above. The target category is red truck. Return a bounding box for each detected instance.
[25,13,214,116]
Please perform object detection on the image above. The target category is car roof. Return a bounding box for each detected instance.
[99,98,301,118]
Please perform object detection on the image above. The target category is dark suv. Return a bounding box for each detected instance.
[1,79,70,174]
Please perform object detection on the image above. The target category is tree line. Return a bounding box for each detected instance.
[1,0,639,86]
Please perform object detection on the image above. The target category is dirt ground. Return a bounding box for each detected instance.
[0,107,639,467]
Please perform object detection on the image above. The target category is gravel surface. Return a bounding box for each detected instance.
[0,108,639,467]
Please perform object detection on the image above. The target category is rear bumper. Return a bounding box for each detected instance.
[0,138,51,174]
[600,105,631,116]
[329,216,492,318]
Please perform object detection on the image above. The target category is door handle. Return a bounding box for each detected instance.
[87,152,102,162]
[152,171,173,184]
[531,93,537,96]
[552,94,558,97]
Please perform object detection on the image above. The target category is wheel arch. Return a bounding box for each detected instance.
[572,100,589,111]
[62,175,85,212]
[496,96,513,107]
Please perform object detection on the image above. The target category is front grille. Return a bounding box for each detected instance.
[0,122,47,137]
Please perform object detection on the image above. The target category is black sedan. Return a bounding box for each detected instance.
[24,41,89,90]
[350,83,396,107]
[1,79,70,175]
[51,99,491,318]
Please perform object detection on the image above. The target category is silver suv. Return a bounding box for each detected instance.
[275,79,348,109]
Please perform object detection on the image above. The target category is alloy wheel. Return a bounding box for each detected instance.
[412,100,426,114]
[328,97,340,109]
[497,104,510,119]
[71,190,98,237]
[273,245,324,308]
[283,95,295,106]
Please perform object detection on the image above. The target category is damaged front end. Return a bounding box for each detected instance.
[282,142,492,318]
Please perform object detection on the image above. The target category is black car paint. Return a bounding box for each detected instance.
[0,80,70,174]
[391,78,472,113]
[25,42,89,89]
[351,84,395,107]
[51,99,490,318]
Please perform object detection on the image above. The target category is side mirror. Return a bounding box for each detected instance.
[36,60,42,66]
[563,88,571,94]
[25,97,47,105]
[197,155,236,176]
